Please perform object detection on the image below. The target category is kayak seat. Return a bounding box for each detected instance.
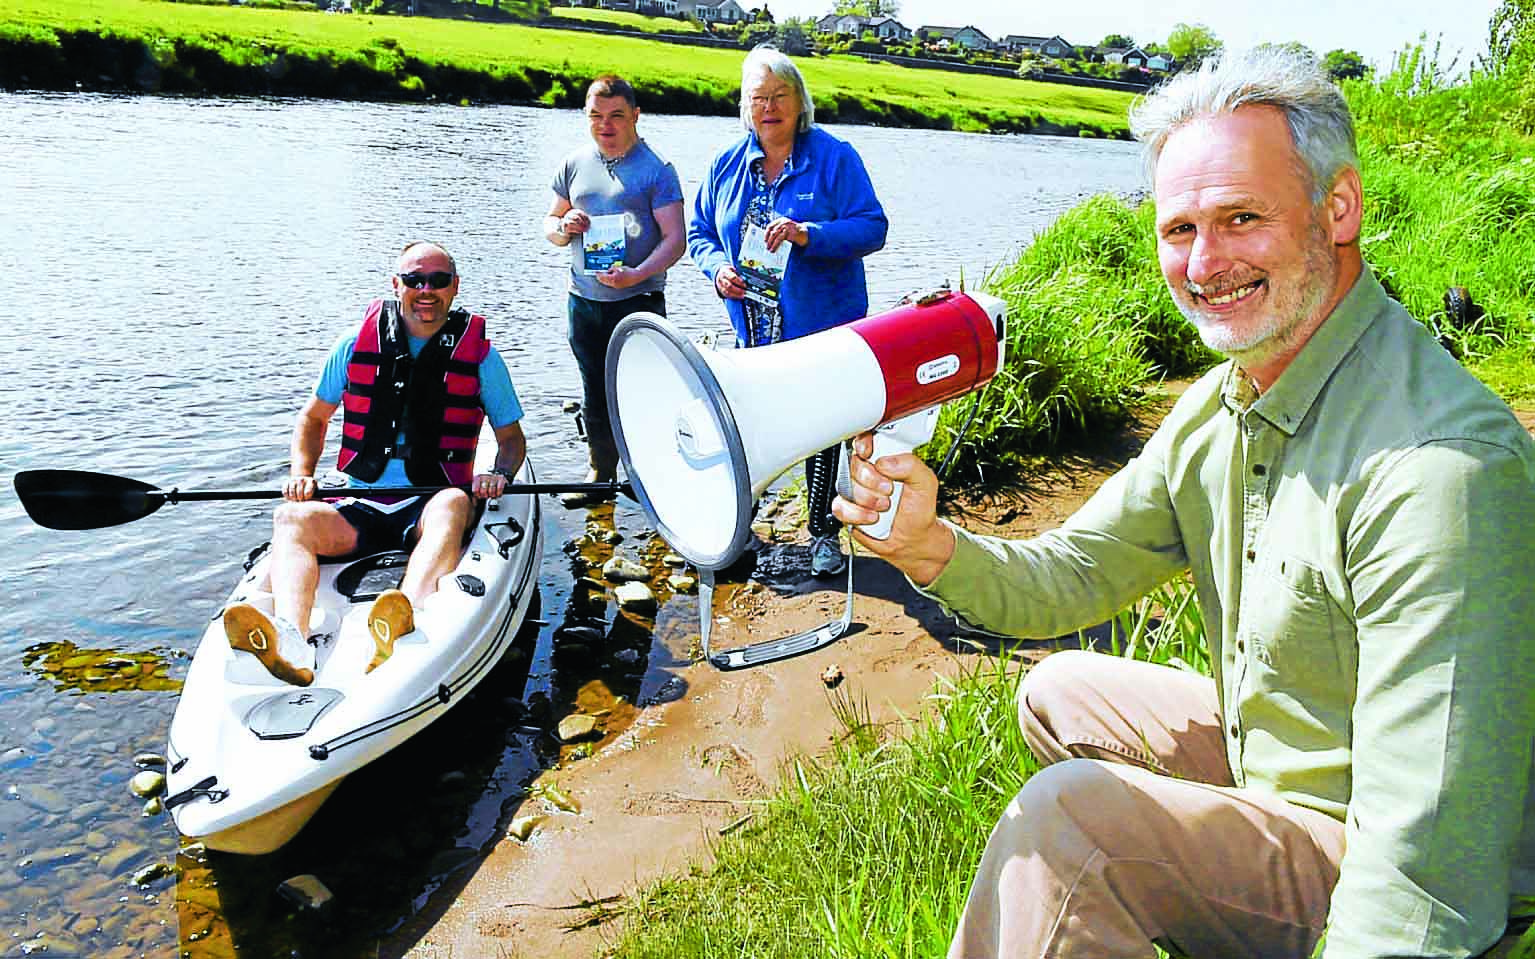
[245,686,344,741]
[333,551,411,604]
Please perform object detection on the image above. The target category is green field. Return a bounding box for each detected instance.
[549,5,702,34]
[0,0,1135,134]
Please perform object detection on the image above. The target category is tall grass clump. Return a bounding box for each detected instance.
[1341,35,1535,397]
[928,195,1210,486]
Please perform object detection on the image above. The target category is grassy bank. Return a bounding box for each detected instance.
[0,0,1134,135]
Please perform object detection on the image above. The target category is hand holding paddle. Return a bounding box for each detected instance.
[14,469,633,531]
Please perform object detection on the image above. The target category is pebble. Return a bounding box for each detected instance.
[99,842,147,876]
[129,861,173,887]
[141,797,163,818]
[667,574,698,594]
[506,814,543,841]
[556,714,599,743]
[615,582,657,613]
[538,784,581,814]
[601,556,650,583]
[18,932,83,957]
[277,874,334,911]
[128,771,165,799]
[131,753,166,769]
[662,553,687,567]
[562,399,581,413]
[555,625,603,644]
[598,529,624,545]
[11,784,69,815]
[820,664,845,689]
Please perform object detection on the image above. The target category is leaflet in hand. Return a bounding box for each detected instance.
[581,213,627,275]
[737,223,789,307]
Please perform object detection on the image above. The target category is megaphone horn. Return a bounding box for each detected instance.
[605,289,1007,572]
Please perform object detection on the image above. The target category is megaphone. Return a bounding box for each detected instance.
[605,289,1006,572]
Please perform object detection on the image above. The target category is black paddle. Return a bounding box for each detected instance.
[13,469,632,531]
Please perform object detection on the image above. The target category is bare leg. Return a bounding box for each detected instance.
[398,488,472,605]
[270,501,360,633]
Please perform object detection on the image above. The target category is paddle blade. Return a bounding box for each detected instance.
[14,470,169,530]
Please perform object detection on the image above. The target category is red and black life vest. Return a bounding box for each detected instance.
[337,298,490,486]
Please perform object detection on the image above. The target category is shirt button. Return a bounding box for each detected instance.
[1253,464,1266,476]
[1236,639,1245,653]
[1229,724,1240,739]
[1246,549,1256,562]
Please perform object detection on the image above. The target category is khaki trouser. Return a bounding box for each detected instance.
[947,650,1528,958]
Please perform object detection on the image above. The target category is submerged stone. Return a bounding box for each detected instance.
[128,771,165,799]
[132,752,167,769]
[277,873,334,911]
[667,574,697,594]
[130,861,173,887]
[601,556,650,583]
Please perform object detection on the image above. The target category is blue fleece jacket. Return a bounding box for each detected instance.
[688,125,889,344]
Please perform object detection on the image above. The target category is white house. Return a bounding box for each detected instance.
[680,0,745,21]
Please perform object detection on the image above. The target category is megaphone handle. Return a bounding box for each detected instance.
[864,429,915,540]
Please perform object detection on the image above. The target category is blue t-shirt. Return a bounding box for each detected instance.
[316,322,524,488]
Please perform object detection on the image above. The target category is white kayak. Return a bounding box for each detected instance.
[163,459,542,855]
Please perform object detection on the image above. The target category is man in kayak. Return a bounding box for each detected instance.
[543,73,684,508]
[223,241,526,686]
[835,48,1535,957]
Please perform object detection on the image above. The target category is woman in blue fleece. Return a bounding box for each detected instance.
[688,44,889,577]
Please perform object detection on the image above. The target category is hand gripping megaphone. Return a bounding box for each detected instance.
[604,288,1006,668]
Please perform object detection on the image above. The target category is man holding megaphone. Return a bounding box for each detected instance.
[835,48,1535,959]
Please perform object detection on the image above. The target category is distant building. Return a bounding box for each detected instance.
[869,16,912,41]
[679,0,744,21]
[916,24,993,51]
[1002,34,1076,58]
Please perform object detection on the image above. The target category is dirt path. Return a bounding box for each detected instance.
[387,394,1535,959]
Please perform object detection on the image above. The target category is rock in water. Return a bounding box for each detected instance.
[615,582,657,612]
[132,752,167,769]
[667,574,697,594]
[278,874,334,911]
[601,555,650,583]
[128,771,165,799]
[130,861,174,887]
[557,714,600,743]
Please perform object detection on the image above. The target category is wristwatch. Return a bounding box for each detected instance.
[488,467,514,478]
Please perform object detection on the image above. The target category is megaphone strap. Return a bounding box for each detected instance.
[698,537,857,671]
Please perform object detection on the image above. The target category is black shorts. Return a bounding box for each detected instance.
[332,496,429,558]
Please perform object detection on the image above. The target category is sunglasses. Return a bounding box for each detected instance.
[397,271,455,290]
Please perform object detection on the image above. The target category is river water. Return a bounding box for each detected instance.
[0,92,1140,957]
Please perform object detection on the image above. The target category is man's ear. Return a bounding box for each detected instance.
[1326,166,1364,246]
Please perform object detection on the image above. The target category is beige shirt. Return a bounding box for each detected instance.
[924,269,1535,956]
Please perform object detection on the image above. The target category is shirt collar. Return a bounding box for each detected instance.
[746,129,804,173]
[1219,265,1388,436]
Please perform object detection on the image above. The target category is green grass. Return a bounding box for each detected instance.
[0,0,1135,133]
[609,579,1208,959]
[549,6,701,34]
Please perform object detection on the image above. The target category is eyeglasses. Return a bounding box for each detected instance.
[398,271,455,290]
[750,92,794,110]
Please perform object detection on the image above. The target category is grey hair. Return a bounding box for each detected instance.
[1129,46,1357,203]
[739,45,815,134]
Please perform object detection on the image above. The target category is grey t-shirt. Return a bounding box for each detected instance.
[551,139,684,303]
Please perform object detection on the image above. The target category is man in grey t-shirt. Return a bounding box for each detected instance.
[544,74,684,506]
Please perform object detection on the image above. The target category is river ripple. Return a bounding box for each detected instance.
[0,91,1141,957]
